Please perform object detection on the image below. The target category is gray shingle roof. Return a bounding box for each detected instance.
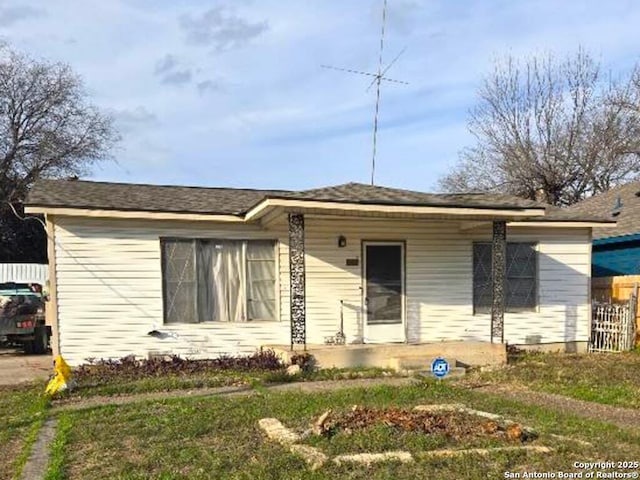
[566,181,640,239]
[25,179,614,223]
[27,179,291,215]
[271,182,546,209]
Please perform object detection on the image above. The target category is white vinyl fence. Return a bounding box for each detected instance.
[0,263,48,285]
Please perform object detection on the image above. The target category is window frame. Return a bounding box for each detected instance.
[160,238,198,325]
[472,241,539,315]
[245,240,280,322]
[160,237,279,324]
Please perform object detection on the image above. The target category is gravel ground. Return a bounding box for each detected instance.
[0,347,51,386]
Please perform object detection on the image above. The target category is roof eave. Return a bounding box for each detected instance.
[252,194,542,210]
[507,220,617,228]
[24,205,246,223]
[244,197,547,222]
[25,198,561,224]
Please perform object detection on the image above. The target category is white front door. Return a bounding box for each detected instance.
[363,242,405,343]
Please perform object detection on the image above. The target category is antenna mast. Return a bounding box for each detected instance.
[321,0,407,185]
[371,0,388,185]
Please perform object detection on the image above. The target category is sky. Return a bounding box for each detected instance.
[1,0,639,192]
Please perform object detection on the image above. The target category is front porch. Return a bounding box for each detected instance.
[248,187,595,366]
[281,209,512,354]
[265,341,507,370]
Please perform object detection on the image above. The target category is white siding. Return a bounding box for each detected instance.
[302,218,590,346]
[53,215,591,365]
[54,218,290,365]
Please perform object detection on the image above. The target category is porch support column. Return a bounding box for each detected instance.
[288,213,306,349]
[491,220,506,343]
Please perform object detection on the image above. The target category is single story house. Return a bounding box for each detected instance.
[568,181,640,277]
[26,179,613,366]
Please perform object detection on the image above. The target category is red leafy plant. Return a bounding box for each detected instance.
[75,350,285,382]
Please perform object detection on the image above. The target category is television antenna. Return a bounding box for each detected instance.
[321,0,408,185]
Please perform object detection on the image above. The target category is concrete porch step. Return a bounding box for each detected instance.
[264,341,506,370]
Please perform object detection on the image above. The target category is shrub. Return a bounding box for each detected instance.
[289,352,316,372]
[75,350,285,382]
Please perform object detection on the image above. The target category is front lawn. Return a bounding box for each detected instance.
[0,383,49,480]
[44,382,640,479]
[6,351,640,478]
[470,351,640,408]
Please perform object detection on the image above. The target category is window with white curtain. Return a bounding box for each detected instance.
[161,239,277,323]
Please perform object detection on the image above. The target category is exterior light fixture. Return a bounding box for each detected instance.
[338,235,347,248]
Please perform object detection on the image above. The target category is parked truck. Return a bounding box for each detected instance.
[0,282,49,354]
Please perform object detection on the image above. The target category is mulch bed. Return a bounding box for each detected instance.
[322,406,534,443]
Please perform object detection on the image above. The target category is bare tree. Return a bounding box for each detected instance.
[614,67,640,114]
[0,44,118,261]
[439,50,640,206]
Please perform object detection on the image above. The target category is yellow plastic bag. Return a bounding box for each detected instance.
[45,355,72,396]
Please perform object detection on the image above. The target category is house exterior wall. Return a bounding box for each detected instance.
[53,217,290,365]
[302,218,591,347]
[52,216,591,365]
[592,235,640,277]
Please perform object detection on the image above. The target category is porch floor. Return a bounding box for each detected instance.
[263,341,507,371]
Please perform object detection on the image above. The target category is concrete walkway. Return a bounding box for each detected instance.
[473,383,640,431]
[19,418,57,480]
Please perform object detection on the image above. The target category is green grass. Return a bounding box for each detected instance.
[303,367,397,381]
[44,414,72,480]
[12,415,45,479]
[46,381,640,479]
[62,367,398,399]
[470,351,640,408]
[0,382,50,480]
[68,371,256,397]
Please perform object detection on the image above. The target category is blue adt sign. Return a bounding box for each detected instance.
[430,357,450,379]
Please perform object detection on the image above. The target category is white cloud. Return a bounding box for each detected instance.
[113,106,158,128]
[0,5,45,27]
[196,79,223,95]
[153,54,192,86]
[179,6,268,52]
